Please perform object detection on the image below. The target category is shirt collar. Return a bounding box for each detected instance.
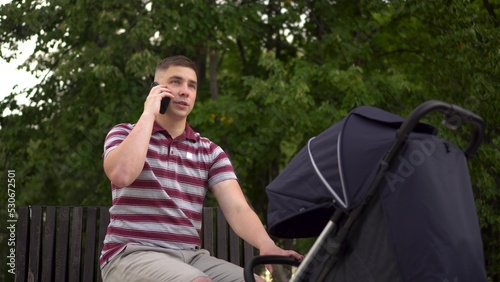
[152,121,197,142]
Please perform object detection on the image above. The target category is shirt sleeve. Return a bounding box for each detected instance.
[103,123,133,158]
[207,143,238,188]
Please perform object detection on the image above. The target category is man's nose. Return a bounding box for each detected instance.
[178,83,191,96]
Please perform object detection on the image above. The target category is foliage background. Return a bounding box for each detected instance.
[0,0,499,281]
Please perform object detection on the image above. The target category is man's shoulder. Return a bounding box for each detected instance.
[194,134,220,148]
[109,123,134,132]
[196,133,211,143]
[104,123,134,141]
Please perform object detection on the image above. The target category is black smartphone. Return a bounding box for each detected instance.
[151,81,170,114]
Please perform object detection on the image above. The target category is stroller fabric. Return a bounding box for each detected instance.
[266,106,487,281]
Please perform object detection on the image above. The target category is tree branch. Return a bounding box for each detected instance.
[209,47,218,100]
[236,38,247,65]
[482,0,499,27]
[374,48,429,62]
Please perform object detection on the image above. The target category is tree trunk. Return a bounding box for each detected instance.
[209,47,218,100]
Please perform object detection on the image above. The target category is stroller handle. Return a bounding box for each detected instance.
[244,255,301,282]
[398,100,484,159]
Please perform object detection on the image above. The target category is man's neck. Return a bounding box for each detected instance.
[155,116,187,139]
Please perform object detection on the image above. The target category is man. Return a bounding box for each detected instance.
[100,55,302,282]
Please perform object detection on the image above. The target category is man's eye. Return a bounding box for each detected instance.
[189,84,197,90]
[171,80,180,85]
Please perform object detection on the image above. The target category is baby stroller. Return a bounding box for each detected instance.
[244,100,487,282]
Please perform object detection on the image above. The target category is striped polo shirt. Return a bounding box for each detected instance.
[99,121,237,269]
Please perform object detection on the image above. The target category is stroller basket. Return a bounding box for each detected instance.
[244,100,487,282]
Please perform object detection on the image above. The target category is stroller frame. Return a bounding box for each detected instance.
[244,100,485,282]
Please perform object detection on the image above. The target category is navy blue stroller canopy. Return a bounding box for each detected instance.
[253,102,487,282]
[266,105,438,238]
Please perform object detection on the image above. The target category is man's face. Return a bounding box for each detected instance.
[155,65,197,119]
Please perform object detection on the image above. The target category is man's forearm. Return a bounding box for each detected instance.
[103,112,156,187]
[225,205,276,251]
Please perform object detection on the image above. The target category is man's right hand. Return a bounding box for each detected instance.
[145,83,174,117]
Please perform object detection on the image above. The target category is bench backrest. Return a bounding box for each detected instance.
[15,206,255,282]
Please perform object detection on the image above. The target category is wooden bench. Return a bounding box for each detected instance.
[15,206,255,282]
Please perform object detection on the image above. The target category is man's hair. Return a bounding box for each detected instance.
[156,55,198,76]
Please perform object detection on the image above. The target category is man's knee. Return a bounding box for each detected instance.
[191,277,212,282]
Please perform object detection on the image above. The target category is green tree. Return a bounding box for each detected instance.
[1,0,499,280]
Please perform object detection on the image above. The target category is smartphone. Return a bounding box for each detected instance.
[150,82,170,114]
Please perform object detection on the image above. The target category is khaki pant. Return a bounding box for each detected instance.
[101,244,246,282]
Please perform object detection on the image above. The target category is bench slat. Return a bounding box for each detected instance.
[15,206,29,282]
[229,228,241,265]
[28,206,43,281]
[55,207,70,281]
[216,208,228,261]
[69,207,83,281]
[41,207,56,282]
[83,207,97,282]
[202,207,215,255]
[96,207,110,282]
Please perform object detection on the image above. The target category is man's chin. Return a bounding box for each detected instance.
[165,111,190,120]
